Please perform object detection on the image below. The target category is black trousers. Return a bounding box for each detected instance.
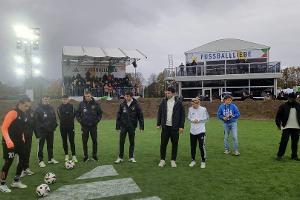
[81,126,97,158]
[60,126,76,156]
[38,131,54,162]
[277,128,300,158]
[23,132,33,169]
[160,126,179,161]
[1,143,25,181]
[190,133,206,162]
[119,127,135,159]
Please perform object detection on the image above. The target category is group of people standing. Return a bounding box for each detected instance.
[0,91,103,193]
[5,87,299,194]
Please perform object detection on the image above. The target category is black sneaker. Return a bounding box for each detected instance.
[83,157,89,162]
[275,156,282,161]
[92,156,98,161]
[291,157,300,161]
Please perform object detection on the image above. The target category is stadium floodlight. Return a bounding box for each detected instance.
[33,68,41,76]
[32,57,41,65]
[14,55,24,64]
[15,68,25,76]
[13,25,39,41]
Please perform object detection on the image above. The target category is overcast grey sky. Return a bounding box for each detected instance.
[1,0,300,85]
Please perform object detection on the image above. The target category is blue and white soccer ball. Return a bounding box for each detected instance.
[44,172,56,184]
[36,183,50,197]
[65,160,75,169]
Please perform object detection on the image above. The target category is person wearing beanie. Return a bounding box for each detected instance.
[275,92,300,161]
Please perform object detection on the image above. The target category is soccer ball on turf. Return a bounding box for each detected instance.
[44,172,56,184]
[36,183,50,197]
[65,160,75,169]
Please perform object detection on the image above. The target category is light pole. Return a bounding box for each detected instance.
[14,25,40,100]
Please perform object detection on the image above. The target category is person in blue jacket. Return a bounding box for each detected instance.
[217,95,241,156]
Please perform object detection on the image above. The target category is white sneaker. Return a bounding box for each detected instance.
[129,158,137,163]
[11,181,27,189]
[39,161,46,168]
[48,159,59,164]
[224,150,230,154]
[72,156,78,163]
[171,160,177,168]
[0,184,11,193]
[158,160,166,167]
[20,171,27,178]
[114,157,123,164]
[65,155,69,161]
[234,151,240,156]
[25,168,34,176]
[201,162,206,169]
[189,160,196,167]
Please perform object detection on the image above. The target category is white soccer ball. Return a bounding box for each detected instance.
[36,183,50,197]
[65,160,75,169]
[44,172,56,184]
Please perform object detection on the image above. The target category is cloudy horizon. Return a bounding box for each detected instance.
[1,0,300,85]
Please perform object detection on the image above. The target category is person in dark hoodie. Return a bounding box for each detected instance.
[34,95,58,168]
[275,92,300,161]
[114,91,144,164]
[157,86,185,168]
[76,91,102,162]
[20,105,36,177]
[57,95,77,163]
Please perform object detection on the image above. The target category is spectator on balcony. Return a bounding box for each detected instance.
[191,60,197,66]
[179,63,185,76]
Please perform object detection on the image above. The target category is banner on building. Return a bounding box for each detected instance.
[186,48,269,63]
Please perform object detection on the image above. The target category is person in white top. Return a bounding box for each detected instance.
[187,97,209,168]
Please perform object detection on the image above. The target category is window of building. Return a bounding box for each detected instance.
[206,65,225,75]
[226,79,249,87]
[182,89,202,98]
[226,88,248,97]
[203,80,224,87]
[250,79,274,86]
[226,64,249,74]
[182,81,202,87]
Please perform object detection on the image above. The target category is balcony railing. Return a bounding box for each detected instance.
[164,61,281,78]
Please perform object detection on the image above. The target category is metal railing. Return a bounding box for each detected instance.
[163,61,281,78]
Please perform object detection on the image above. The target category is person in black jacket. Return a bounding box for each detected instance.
[21,107,36,177]
[76,91,102,162]
[34,95,58,168]
[275,92,300,161]
[157,87,185,168]
[57,95,77,162]
[114,91,144,164]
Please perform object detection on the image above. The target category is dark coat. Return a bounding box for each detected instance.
[116,98,144,130]
[157,96,185,130]
[275,101,300,129]
[76,97,102,127]
[57,103,75,128]
[34,104,58,136]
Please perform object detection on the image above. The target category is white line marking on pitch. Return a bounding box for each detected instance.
[76,165,118,180]
[134,196,161,200]
[42,178,141,200]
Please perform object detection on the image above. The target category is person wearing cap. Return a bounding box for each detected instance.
[57,95,77,162]
[275,92,300,161]
[187,97,209,168]
[217,95,241,156]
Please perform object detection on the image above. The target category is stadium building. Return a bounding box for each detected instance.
[164,38,281,100]
[62,46,146,98]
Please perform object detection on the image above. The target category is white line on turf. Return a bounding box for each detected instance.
[76,165,118,180]
[42,178,141,200]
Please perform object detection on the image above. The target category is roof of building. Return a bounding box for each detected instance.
[62,46,147,59]
[185,38,270,54]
